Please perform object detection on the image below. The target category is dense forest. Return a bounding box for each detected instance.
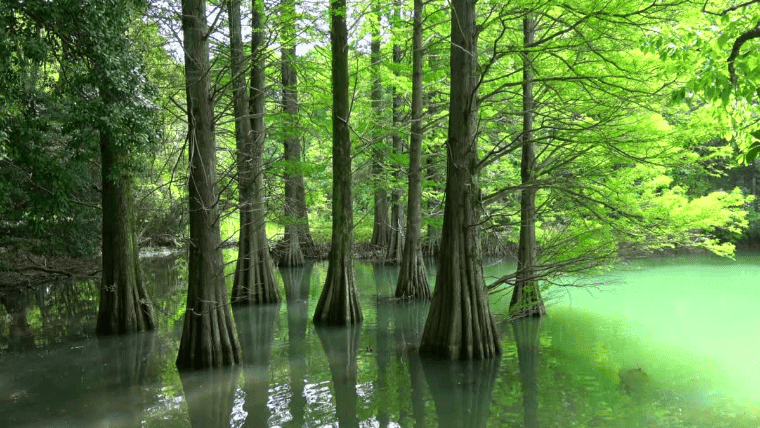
[2,0,760,366]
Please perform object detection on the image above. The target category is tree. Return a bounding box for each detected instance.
[418,0,501,359]
[369,3,391,249]
[385,2,405,264]
[278,0,315,266]
[176,0,241,369]
[395,0,431,300]
[313,0,363,325]
[510,16,546,319]
[229,0,280,304]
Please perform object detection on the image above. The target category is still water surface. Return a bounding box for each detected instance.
[0,252,758,427]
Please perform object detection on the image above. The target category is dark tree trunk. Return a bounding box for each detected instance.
[315,325,362,428]
[418,0,500,360]
[395,0,431,300]
[513,318,541,428]
[510,16,546,319]
[370,8,391,249]
[233,304,280,427]
[313,0,363,325]
[385,5,405,264]
[97,129,154,335]
[177,0,241,370]
[230,0,280,305]
[279,0,314,266]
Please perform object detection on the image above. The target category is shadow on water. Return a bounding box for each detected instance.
[314,323,362,428]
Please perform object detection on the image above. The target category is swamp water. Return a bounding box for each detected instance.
[0,252,758,427]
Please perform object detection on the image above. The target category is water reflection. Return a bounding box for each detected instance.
[97,331,156,427]
[281,263,312,428]
[422,357,500,428]
[513,318,541,428]
[180,367,240,428]
[234,303,281,427]
[315,324,362,428]
[1,253,758,427]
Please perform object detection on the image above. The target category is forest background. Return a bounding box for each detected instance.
[1,0,760,316]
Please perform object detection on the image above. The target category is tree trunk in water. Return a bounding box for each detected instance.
[510,16,546,319]
[177,0,241,370]
[313,0,363,325]
[418,0,500,360]
[97,128,154,335]
[395,0,431,300]
[230,0,280,305]
[279,0,313,265]
[385,6,405,264]
[370,9,390,249]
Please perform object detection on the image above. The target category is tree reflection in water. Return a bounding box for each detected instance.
[394,301,430,427]
[513,318,542,428]
[179,367,240,428]
[97,331,156,426]
[234,303,281,427]
[422,356,500,428]
[282,263,312,428]
[315,323,362,428]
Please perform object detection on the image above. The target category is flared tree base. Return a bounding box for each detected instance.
[395,247,431,299]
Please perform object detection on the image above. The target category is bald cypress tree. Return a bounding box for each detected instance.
[229,0,280,305]
[395,0,430,300]
[176,0,241,369]
[313,0,363,325]
[418,0,500,359]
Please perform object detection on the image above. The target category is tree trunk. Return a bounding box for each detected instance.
[230,0,280,304]
[418,0,500,360]
[97,128,154,335]
[370,7,391,249]
[177,0,241,370]
[510,16,546,319]
[385,4,405,264]
[313,0,363,325]
[279,0,314,265]
[395,0,431,300]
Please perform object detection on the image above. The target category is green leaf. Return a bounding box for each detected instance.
[745,143,760,163]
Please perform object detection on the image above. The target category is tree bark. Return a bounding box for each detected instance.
[229,0,280,305]
[279,0,314,265]
[418,0,500,360]
[510,16,546,319]
[395,0,431,300]
[97,128,154,335]
[177,0,241,370]
[385,4,405,264]
[370,5,391,249]
[313,0,363,325]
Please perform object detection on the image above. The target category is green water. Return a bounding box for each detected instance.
[0,252,758,427]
